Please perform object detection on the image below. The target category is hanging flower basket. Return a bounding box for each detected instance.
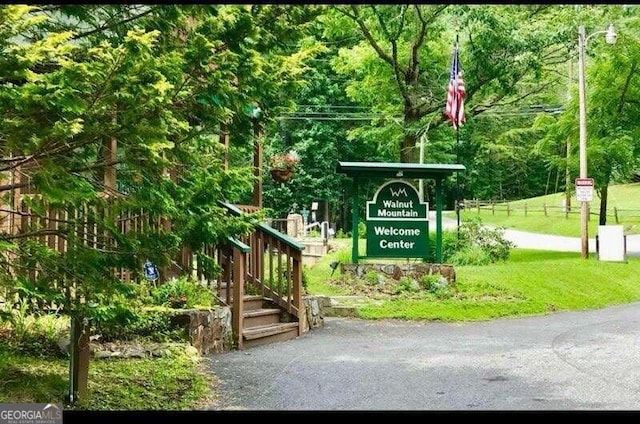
[269,150,299,183]
[270,168,294,183]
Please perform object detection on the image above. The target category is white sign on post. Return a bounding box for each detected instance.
[575,178,594,202]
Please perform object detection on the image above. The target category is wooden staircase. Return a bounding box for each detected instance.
[219,284,300,348]
[213,202,306,350]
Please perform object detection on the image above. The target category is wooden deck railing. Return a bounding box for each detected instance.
[0,190,306,350]
[217,202,306,346]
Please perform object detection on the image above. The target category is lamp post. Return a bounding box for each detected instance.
[577,23,616,259]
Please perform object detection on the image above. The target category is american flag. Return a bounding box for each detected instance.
[445,43,466,129]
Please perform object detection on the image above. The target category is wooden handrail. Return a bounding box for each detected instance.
[227,236,250,253]
[217,201,306,344]
[219,201,305,251]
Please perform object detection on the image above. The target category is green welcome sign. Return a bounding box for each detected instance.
[366,180,429,258]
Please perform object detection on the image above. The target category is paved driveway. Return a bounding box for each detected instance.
[206,301,640,410]
[205,215,640,411]
[437,213,640,257]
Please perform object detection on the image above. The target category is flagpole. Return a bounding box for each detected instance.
[454,34,461,240]
[446,34,463,240]
[456,120,460,240]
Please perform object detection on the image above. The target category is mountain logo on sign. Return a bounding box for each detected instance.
[389,187,408,197]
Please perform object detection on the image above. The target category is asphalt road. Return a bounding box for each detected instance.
[205,216,640,411]
[438,213,640,257]
[206,301,640,411]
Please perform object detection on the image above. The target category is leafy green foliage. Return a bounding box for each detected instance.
[453,216,514,263]
[92,308,187,343]
[0,303,69,358]
[150,278,214,309]
[448,244,492,266]
[0,4,321,321]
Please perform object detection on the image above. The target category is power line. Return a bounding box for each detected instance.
[277,104,565,121]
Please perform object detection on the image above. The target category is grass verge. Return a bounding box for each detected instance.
[307,241,640,321]
[0,343,214,410]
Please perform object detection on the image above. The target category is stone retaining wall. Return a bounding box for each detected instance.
[173,299,325,354]
[302,295,324,331]
[171,307,233,355]
[340,263,456,283]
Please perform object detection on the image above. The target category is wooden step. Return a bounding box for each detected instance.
[243,308,281,328]
[242,322,299,348]
[222,293,263,309]
[241,295,264,311]
[219,284,267,307]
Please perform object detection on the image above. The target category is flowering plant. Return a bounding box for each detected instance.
[269,150,300,171]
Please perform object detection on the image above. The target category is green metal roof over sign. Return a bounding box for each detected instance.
[337,161,465,178]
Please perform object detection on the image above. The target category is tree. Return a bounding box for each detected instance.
[0,4,322,400]
[536,5,640,224]
[325,5,578,167]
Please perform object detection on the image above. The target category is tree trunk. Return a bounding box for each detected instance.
[401,106,420,163]
[599,182,608,226]
[401,132,419,163]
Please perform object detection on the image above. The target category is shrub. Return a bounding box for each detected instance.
[334,229,349,239]
[357,220,367,238]
[457,217,514,262]
[418,274,454,299]
[449,244,492,266]
[393,276,420,294]
[365,270,379,285]
[427,229,459,263]
[0,301,69,357]
[150,277,213,309]
[435,217,514,265]
[92,306,186,342]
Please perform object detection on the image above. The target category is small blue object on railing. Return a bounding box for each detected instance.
[143,260,159,282]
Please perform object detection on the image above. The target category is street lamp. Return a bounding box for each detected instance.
[577,23,616,259]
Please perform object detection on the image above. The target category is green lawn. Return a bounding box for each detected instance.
[0,343,214,410]
[460,182,640,236]
[308,240,640,321]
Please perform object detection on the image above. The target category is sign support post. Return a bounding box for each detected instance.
[351,177,359,264]
[436,178,443,263]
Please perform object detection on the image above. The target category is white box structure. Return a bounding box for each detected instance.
[598,225,626,262]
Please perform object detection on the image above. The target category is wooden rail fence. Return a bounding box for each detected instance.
[464,199,640,224]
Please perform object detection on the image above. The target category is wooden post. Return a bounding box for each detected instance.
[232,248,245,350]
[292,254,304,337]
[507,202,510,217]
[491,201,495,216]
[68,315,90,403]
[223,247,232,305]
[524,202,527,217]
[104,136,117,191]
[220,122,229,171]
[543,203,547,217]
[476,199,480,214]
[614,207,619,224]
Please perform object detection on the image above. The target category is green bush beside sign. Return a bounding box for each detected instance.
[366,180,429,258]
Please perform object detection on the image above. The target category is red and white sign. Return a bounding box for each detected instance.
[575,178,594,202]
